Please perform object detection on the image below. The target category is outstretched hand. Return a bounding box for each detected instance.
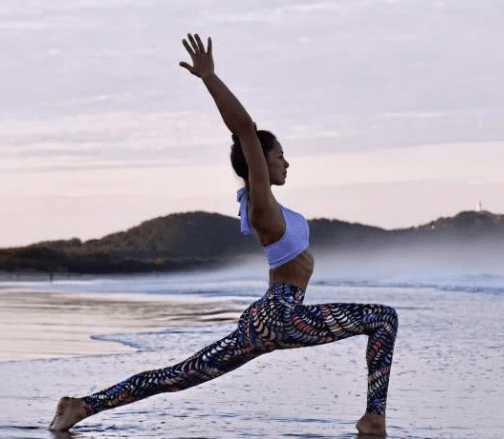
[179,33,214,79]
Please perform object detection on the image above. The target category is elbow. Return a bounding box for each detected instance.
[232,117,256,137]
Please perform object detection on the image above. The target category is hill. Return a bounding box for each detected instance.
[1,210,503,275]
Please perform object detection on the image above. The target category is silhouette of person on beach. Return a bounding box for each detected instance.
[50,34,398,436]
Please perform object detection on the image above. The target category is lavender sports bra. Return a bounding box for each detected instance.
[237,187,310,269]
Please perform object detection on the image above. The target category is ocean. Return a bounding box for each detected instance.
[1,263,503,438]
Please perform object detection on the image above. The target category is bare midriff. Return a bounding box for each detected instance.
[269,249,314,290]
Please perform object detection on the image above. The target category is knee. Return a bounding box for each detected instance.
[385,306,399,335]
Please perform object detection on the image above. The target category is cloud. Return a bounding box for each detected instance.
[0,111,230,173]
[284,141,504,189]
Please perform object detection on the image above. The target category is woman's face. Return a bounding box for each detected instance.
[266,141,289,186]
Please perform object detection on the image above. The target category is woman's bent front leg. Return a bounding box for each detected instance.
[278,301,398,420]
[302,302,398,436]
[314,303,398,416]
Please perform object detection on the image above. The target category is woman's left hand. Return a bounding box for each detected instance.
[179,33,214,79]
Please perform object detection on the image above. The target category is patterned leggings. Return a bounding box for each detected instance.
[83,283,398,416]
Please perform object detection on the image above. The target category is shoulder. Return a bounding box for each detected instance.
[248,190,285,246]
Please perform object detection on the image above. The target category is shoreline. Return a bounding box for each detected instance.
[0,281,503,438]
[0,286,249,362]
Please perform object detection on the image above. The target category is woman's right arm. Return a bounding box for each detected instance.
[179,34,273,202]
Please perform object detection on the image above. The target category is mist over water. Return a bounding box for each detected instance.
[8,246,504,298]
[313,243,504,295]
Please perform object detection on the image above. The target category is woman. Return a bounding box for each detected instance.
[50,34,398,436]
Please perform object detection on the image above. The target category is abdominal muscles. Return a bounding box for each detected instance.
[269,249,314,290]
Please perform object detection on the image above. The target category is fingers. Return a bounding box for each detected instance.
[178,62,201,78]
[180,33,212,78]
[187,34,200,53]
[194,34,205,53]
[182,39,194,57]
[183,33,211,54]
[179,62,191,71]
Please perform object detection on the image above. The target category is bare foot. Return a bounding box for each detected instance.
[49,397,88,431]
[355,412,386,436]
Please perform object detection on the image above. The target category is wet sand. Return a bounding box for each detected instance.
[0,286,249,362]
[1,283,503,438]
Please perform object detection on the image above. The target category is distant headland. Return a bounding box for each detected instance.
[1,210,503,275]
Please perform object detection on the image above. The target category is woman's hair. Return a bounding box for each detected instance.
[230,130,277,182]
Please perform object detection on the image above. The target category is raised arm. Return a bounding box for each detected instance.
[179,34,254,137]
[179,34,278,219]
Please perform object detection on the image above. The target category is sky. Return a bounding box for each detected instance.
[1,0,503,247]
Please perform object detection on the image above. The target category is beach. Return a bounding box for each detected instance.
[1,276,503,438]
[0,285,249,362]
